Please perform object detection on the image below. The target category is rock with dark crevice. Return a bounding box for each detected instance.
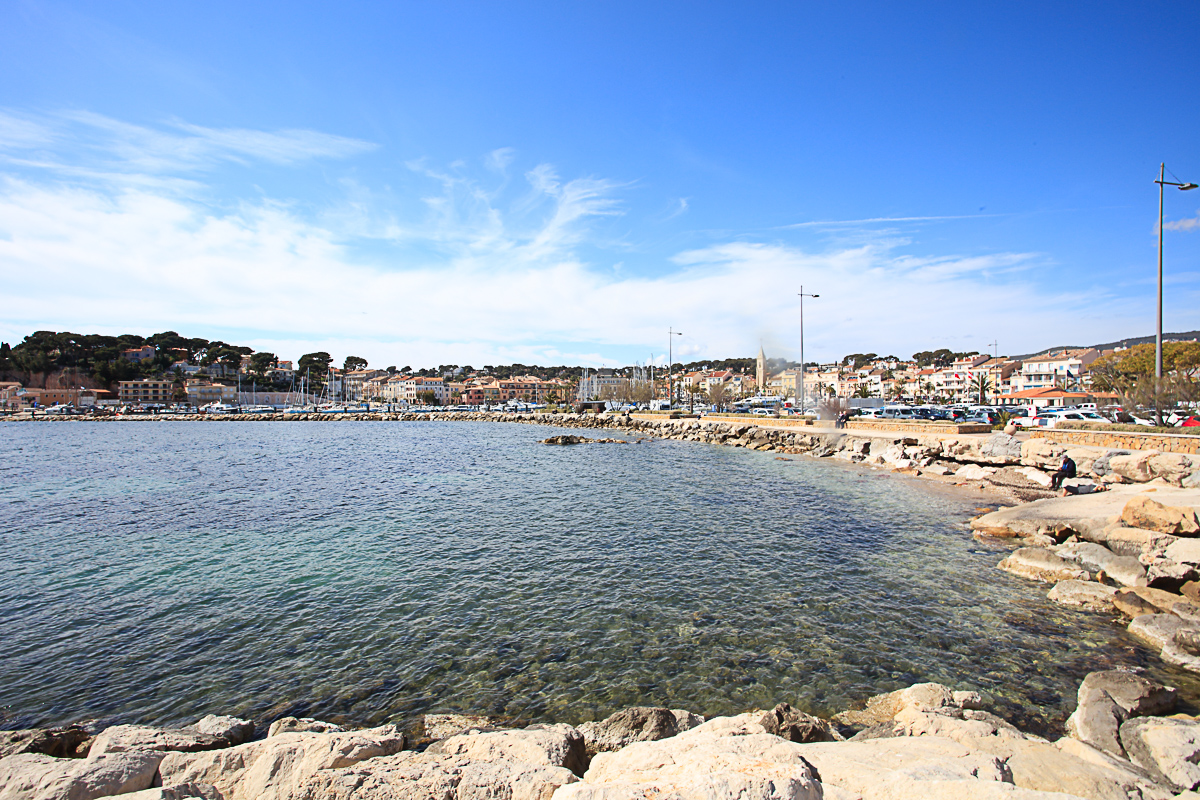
[758,703,838,743]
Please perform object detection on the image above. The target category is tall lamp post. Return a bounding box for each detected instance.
[798,287,819,415]
[668,328,682,408]
[1155,164,1197,425]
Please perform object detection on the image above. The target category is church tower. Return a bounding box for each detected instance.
[756,346,766,394]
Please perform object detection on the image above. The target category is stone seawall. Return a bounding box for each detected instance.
[1031,428,1200,455]
[845,419,992,434]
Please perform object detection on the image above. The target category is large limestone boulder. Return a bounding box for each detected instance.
[1162,628,1200,672]
[1091,527,1177,558]
[0,750,165,800]
[997,548,1090,583]
[795,734,1166,800]
[831,682,982,736]
[88,725,231,757]
[1149,453,1197,486]
[426,724,588,778]
[979,432,1023,464]
[295,750,577,800]
[1020,439,1065,470]
[1166,538,1200,566]
[1047,580,1117,613]
[956,464,998,481]
[1055,542,1146,586]
[192,716,254,746]
[1110,453,1158,483]
[1128,613,1200,651]
[1064,671,1177,758]
[1119,716,1200,791]
[556,730,822,800]
[1091,450,1132,477]
[295,728,586,800]
[575,707,702,757]
[157,724,406,800]
[1120,495,1200,536]
[1114,586,1187,616]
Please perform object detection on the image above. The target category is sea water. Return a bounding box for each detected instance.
[1,420,1195,736]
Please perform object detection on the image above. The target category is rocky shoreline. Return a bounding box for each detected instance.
[4,671,1198,799]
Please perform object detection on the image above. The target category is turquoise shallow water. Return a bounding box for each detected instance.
[1,420,1196,736]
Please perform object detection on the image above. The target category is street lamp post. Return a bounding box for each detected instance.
[668,328,682,408]
[798,287,819,415]
[1154,163,1198,425]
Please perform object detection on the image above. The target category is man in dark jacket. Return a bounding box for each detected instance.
[1050,454,1077,490]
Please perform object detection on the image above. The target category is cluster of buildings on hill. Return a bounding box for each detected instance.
[0,342,1146,412]
[746,346,1116,407]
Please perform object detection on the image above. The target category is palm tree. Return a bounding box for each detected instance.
[706,381,731,411]
[969,373,992,404]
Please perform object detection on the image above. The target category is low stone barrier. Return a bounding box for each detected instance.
[670,414,826,429]
[846,420,992,434]
[1031,428,1200,455]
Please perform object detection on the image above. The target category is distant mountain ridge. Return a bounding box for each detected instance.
[1012,330,1200,360]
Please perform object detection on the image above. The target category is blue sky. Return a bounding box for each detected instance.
[1,2,1198,368]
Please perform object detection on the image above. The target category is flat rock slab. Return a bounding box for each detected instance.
[1048,580,1117,613]
[997,548,1089,583]
[973,486,1200,540]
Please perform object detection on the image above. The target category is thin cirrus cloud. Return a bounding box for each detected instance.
[0,109,375,177]
[0,112,1146,366]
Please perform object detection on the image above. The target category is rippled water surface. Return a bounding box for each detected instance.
[2,420,1196,735]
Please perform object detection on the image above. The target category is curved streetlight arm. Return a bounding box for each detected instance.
[1154,165,1197,426]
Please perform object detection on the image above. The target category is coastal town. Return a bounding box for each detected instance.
[2,330,1197,416]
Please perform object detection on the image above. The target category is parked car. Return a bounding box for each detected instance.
[963,411,1000,425]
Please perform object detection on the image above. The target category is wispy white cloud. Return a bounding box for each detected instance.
[1164,211,1200,232]
[782,213,1003,229]
[485,147,516,173]
[0,109,375,179]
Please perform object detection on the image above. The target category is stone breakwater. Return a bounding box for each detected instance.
[3,672,1198,800]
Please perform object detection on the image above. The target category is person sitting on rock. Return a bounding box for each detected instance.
[1050,454,1077,490]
